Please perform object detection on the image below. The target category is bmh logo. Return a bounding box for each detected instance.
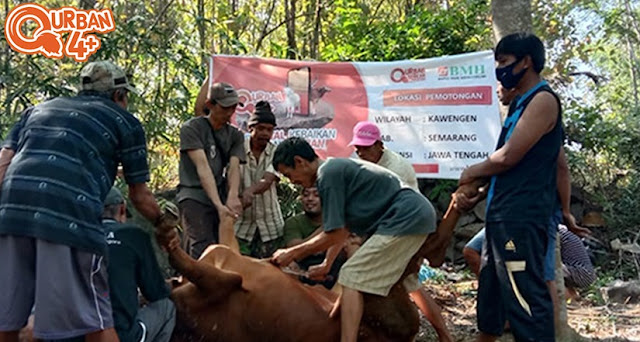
[4,4,115,62]
[437,64,486,80]
[390,67,426,83]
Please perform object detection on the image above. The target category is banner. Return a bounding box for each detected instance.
[212,50,501,179]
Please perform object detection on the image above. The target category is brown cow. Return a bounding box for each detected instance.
[163,226,419,341]
[14,182,474,342]
[157,182,480,342]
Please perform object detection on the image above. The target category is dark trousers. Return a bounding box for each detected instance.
[477,221,554,342]
[178,199,220,259]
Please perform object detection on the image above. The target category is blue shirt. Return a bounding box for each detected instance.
[0,94,150,254]
[485,82,564,224]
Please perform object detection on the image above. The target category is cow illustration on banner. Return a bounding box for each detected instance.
[210,50,501,179]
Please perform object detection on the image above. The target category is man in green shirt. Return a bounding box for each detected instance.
[271,137,436,342]
[283,187,345,289]
[283,188,322,247]
[103,187,175,342]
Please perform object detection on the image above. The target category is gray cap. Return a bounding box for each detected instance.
[79,61,138,94]
[209,82,242,107]
[104,187,125,206]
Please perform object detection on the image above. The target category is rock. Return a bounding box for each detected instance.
[570,203,583,222]
[453,241,467,264]
[610,239,640,253]
[601,280,640,304]
[454,222,485,240]
[473,199,487,222]
[582,211,606,227]
[455,212,476,228]
[570,184,584,203]
[444,240,455,264]
[437,192,452,213]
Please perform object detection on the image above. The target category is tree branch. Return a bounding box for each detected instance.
[147,0,176,34]
[568,71,605,86]
[367,0,386,27]
[255,0,279,51]
[257,11,316,47]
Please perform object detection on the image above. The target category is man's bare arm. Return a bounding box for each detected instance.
[286,227,323,248]
[128,183,163,223]
[308,243,342,280]
[186,149,225,211]
[461,92,558,183]
[0,148,16,185]
[273,228,350,266]
[247,172,279,195]
[194,76,209,116]
[557,148,571,214]
[226,156,242,214]
[556,148,591,236]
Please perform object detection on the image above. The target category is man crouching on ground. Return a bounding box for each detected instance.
[271,137,437,342]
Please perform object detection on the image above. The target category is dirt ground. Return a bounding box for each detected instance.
[415,280,640,342]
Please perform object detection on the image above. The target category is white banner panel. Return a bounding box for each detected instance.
[212,50,501,179]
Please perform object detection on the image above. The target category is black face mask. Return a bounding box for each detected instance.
[495,57,527,90]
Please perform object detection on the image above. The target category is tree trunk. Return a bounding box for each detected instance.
[77,0,96,10]
[490,0,532,43]
[285,0,297,59]
[310,0,322,60]
[2,0,10,106]
[3,0,9,75]
[197,0,207,66]
[553,234,582,342]
[623,0,639,108]
[255,0,278,52]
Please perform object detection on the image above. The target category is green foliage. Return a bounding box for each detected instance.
[564,0,640,278]
[277,179,303,220]
[0,0,493,192]
[583,269,616,305]
[546,0,640,279]
[322,0,491,62]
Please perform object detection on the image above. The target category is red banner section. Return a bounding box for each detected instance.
[413,164,439,173]
[383,86,493,107]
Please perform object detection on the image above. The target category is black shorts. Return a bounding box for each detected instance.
[477,221,554,341]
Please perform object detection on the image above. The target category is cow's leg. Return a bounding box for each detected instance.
[340,287,363,342]
[409,288,452,342]
[85,328,119,342]
[420,179,487,267]
[421,200,460,267]
[160,226,243,297]
[218,213,240,254]
[0,331,19,342]
[476,332,498,342]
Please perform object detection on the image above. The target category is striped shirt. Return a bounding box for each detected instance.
[559,225,596,288]
[0,95,150,255]
[234,138,284,242]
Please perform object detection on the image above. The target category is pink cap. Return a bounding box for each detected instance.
[348,121,381,146]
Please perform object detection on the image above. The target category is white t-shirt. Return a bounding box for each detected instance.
[377,149,419,191]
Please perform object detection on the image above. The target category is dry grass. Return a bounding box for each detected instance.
[415,281,639,342]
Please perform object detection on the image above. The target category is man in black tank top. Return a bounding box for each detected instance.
[456,33,561,342]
